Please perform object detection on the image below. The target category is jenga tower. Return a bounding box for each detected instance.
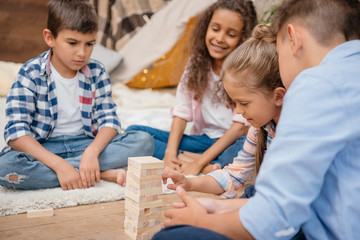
[124,156,164,240]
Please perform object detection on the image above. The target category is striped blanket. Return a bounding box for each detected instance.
[90,0,170,51]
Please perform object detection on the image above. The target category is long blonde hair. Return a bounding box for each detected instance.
[222,24,283,173]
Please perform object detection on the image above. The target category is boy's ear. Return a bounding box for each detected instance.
[43,29,55,48]
[286,24,302,57]
[273,87,286,107]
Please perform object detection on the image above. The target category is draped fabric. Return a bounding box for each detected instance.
[90,0,170,51]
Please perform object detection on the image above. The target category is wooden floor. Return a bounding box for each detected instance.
[0,191,229,240]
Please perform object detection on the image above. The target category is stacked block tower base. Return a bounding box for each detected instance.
[124,156,164,240]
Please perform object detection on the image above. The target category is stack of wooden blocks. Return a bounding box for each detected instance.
[124,156,164,240]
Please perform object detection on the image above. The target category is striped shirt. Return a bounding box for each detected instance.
[208,121,276,198]
[2,49,120,153]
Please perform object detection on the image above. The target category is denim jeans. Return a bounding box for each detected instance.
[153,225,306,240]
[152,225,230,240]
[125,125,246,167]
[0,131,153,190]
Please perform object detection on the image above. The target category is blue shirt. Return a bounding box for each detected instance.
[3,49,120,153]
[240,40,360,240]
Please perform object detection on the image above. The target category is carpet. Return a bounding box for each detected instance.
[0,180,175,217]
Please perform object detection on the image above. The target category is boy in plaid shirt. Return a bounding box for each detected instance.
[0,0,153,190]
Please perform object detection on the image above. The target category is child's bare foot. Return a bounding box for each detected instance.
[201,163,221,174]
[100,168,127,186]
[178,153,195,163]
[116,169,127,186]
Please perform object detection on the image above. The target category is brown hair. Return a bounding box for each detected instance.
[272,0,360,45]
[47,0,98,38]
[222,24,283,173]
[184,0,258,102]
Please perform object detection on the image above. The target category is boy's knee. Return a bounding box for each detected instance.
[0,172,27,185]
[133,131,154,155]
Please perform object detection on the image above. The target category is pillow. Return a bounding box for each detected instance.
[126,16,197,89]
[0,61,22,97]
[90,44,123,74]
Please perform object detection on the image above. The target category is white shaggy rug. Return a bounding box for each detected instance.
[0,181,175,217]
[0,181,125,216]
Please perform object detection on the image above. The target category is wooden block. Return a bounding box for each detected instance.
[126,185,163,197]
[125,215,161,228]
[125,197,163,210]
[125,191,159,203]
[126,170,162,186]
[126,176,162,189]
[27,208,54,218]
[125,210,162,224]
[128,156,164,170]
[127,166,163,180]
[126,204,162,217]
[124,219,162,235]
[125,227,157,240]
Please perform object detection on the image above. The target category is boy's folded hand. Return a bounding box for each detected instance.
[55,160,83,190]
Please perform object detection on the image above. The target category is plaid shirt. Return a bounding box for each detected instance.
[208,121,276,198]
[2,49,120,153]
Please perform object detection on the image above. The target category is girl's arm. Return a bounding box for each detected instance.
[79,127,118,188]
[181,122,248,175]
[9,136,83,190]
[173,196,249,214]
[163,117,187,170]
[163,167,224,195]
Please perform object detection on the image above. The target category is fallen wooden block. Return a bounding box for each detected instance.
[27,208,54,218]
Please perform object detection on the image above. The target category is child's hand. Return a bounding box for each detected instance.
[162,166,190,191]
[79,146,101,188]
[55,160,83,190]
[163,152,182,171]
[171,197,216,213]
[163,186,207,227]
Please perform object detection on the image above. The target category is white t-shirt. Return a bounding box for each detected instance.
[200,69,233,139]
[50,63,85,137]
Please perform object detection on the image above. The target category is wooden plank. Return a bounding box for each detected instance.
[27,208,54,218]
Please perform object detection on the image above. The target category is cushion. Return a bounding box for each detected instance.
[126,16,198,89]
[90,44,123,74]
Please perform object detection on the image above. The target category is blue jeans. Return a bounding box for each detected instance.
[125,125,246,167]
[0,131,153,190]
[152,225,230,240]
[153,225,306,240]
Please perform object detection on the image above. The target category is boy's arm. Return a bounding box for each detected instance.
[92,66,121,134]
[8,135,83,190]
[164,186,254,240]
[163,116,187,170]
[79,126,117,188]
[181,122,248,175]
